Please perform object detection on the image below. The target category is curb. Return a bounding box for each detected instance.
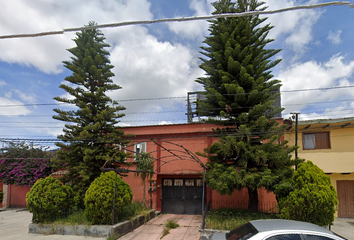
[29,210,160,238]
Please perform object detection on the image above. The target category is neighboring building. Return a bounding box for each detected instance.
[119,122,278,214]
[284,117,354,218]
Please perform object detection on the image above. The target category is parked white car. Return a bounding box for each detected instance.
[210,219,346,240]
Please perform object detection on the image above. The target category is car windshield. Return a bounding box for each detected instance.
[226,222,258,240]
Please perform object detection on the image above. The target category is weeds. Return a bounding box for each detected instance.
[205,208,278,230]
[160,219,179,239]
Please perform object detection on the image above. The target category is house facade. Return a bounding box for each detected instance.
[119,122,278,214]
[284,117,354,218]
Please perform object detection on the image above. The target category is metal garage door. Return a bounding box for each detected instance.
[161,178,203,214]
[337,180,354,217]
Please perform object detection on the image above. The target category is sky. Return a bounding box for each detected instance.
[0,0,354,148]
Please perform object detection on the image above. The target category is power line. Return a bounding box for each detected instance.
[1,85,354,108]
[0,2,352,40]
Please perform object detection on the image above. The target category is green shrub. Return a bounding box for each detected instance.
[26,176,74,223]
[84,171,133,224]
[278,161,338,226]
[0,188,3,203]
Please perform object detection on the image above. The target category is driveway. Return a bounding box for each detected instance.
[0,209,201,240]
[119,214,201,240]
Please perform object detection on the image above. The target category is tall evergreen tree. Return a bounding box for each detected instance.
[197,0,296,211]
[53,22,128,196]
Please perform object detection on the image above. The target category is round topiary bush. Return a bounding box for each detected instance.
[26,176,74,223]
[84,171,133,224]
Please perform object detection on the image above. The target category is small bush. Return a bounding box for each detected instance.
[278,161,338,226]
[26,176,74,223]
[84,171,133,224]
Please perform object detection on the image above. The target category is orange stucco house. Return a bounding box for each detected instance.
[0,122,278,212]
[118,122,278,214]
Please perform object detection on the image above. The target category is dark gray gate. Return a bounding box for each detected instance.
[161,178,203,214]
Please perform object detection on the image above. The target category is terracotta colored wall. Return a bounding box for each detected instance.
[7,185,30,208]
[210,188,277,213]
[119,123,218,211]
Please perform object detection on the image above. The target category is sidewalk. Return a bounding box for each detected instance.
[0,209,106,240]
[332,218,354,240]
[119,214,201,240]
[0,209,201,240]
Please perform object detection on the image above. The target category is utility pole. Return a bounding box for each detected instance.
[291,112,299,170]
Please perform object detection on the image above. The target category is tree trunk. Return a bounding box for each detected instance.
[247,187,259,212]
[142,180,146,206]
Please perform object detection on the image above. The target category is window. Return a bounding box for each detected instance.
[117,144,127,161]
[266,234,301,240]
[304,235,334,240]
[134,142,146,156]
[226,222,258,240]
[303,132,330,150]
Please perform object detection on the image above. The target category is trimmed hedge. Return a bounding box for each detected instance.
[84,171,133,224]
[26,176,74,223]
[278,161,338,226]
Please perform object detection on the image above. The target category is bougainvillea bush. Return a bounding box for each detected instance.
[0,158,52,186]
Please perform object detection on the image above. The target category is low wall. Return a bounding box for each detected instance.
[29,210,160,238]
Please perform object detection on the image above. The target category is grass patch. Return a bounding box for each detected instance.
[118,201,151,222]
[49,201,150,226]
[52,210,92,225]
[205,208,278,230]
[160,219,179,239]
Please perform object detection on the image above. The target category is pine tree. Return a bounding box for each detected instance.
[197,0,296,211]
[53,22,128,197]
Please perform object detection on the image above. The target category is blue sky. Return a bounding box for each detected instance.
[0,0,354,148]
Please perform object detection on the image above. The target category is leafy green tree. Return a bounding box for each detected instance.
[278,161,338,226]
[196,0,296,211]
[135,153,154,206]
[53,22,129,198]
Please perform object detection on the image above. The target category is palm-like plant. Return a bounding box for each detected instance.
[135,153,154,206]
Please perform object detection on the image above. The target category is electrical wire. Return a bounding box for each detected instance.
[1,86,354,108]
[0,2,352,40]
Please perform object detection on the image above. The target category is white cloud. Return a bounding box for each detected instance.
[0,0,153,74]
[264,0,322,57]
[13,90,36,103]
[279,54,354,119]
[327,30,342,44]
[167,0,214,40]
[0,80,6,87]
[0,97,32,116]
[108,26,203,114]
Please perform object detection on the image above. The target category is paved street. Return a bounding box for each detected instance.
[1,208,354,240]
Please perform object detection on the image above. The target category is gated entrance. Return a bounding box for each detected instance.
[161,178,203,214]
[337,180,354,217]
